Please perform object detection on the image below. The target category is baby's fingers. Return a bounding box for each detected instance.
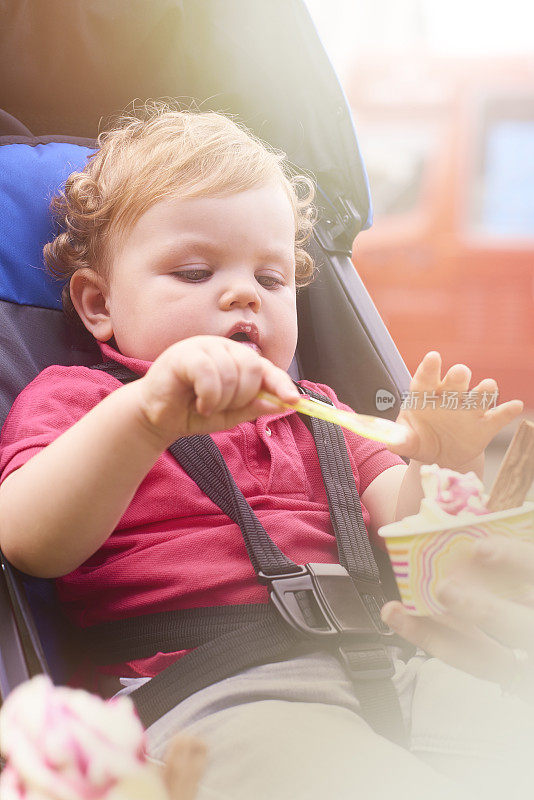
[164,734,207,800]
[470,377,498,396]
[205,341,299,416]
[410,351,442,392]
[439,362,472,392]
[483,398,524,435]
[259,358,301,405]
[217,347,264,412]
[185,352,224,416]
[198,348,241,416]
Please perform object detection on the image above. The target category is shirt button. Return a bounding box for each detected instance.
[265,426,272,437]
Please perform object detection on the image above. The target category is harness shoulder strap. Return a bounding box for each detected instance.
[296,384,381,585]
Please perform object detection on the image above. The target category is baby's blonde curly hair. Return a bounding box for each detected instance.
[43,104,316,324]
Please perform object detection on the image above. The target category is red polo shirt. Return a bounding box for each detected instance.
[0,343,404,683]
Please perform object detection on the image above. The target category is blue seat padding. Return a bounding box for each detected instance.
[0,138,96,309]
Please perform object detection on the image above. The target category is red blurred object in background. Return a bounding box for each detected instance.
[349,56,534,408]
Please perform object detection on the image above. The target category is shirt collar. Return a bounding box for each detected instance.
[97,341,298,424]
[98,341,152,377]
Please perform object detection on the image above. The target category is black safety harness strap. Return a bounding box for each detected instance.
[85,603,277,663]
[120,613,316,728]
[89,361,406,745]
[168,434,300,576]
[305,409,380,583]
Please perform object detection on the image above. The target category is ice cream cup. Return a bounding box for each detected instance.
[378,501,534,616]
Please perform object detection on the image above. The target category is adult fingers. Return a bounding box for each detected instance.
[381,600,511,683]
[437,579,534,655]
[474,536,534,584]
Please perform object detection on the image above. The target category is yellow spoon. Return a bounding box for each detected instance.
[258,390,408,447]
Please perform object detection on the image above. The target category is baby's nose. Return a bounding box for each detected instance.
[219,279,261,311]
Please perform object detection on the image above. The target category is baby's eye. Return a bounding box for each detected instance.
[173,268,212,282]
[256,274,283,289]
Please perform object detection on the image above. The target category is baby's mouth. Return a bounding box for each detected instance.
[228,331,261,355]
[226,323,262,355]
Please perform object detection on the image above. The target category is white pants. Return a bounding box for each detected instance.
[117,652,534,800]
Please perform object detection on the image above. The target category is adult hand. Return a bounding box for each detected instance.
[388,351,523,470]
[381,534,534,704]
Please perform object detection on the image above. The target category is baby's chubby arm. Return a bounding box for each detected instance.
[0,336,300,578]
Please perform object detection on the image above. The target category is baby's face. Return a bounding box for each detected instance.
[100,182,299,370]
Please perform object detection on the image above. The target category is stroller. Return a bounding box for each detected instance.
[0,0,410,703]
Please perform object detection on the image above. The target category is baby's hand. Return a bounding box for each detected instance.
[389,351,523,469]
[136,335,300,445]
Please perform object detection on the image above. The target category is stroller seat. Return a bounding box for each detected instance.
[0,0,410,702]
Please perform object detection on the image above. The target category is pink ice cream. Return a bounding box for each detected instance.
[0,676,168,800]
[422,464,489,517]
[378,464,490,537]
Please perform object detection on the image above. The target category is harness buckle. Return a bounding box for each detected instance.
[258,563,393,640]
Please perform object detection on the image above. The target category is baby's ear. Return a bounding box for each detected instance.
[69,268,114,342]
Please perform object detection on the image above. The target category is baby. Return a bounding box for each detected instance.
[0,106,527,800]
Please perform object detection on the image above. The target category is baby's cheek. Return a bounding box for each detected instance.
[273,322,298,370]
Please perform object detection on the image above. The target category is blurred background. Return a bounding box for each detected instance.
[306,0,534,491]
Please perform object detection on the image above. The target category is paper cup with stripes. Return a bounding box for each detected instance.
[378,502,534,615]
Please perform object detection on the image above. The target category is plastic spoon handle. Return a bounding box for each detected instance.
[258,390,407,446]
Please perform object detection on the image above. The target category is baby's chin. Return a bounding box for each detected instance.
[240,343,291,367]
[260,335,298,373]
